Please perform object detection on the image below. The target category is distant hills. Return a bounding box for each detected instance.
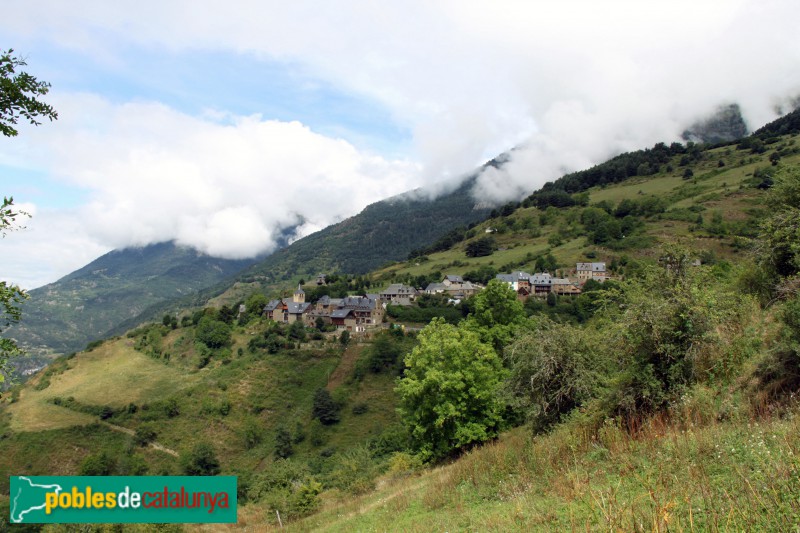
[8,242,258,362]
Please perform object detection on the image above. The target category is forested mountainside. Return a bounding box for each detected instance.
[8,242,258,364]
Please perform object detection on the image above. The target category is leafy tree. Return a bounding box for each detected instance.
[1,49,58,137]
[195,316,232,349]
[465,236,496,257]
[245,292,268,317]
[1,51,57,382]
[534,252,559,273]
[288,320,307,342]
[366,332,406,373]
[396,318,506,461]
[462,279,525,353]
[274,427,294,459]
[339,330,350,347]
[311,388,340,425]
[463,264,498,285]
[182,442,221,475]
[758,166,800,278]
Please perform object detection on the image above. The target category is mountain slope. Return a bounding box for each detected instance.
[9,242,257,360]
[237,176,493,282]
[111,175,495,330]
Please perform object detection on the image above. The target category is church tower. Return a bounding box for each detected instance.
[293,284,305,304]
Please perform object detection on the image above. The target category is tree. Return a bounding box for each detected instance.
[465,236,496,257]
[1,50,58,383]
[339,330,350,347]
[504,317,604,430]
[758,166,800,278]
[195,316,232,349]
[274,427,294,459]
[311,388,340,425]
[182,442,221,475]
[396,318,506,461]
[1,49,58,137]
[462,279,525,353]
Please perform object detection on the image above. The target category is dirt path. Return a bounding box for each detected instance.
[326,344,364,390]
[100,421,179,457]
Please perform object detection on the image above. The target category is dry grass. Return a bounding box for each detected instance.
[6,339,198,431]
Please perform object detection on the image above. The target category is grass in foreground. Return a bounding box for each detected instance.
[284,403,800,532]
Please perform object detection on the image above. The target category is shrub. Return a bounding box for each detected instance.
[79,452,115,476]
[504,317,605,430]
[182,442,221,475]
[133,424,157,446]
[274,427,294,459]
[351,403,369,415]
[311,388,340,425]
[195,316,232,349]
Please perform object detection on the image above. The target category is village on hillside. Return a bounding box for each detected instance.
[262,262,610,332]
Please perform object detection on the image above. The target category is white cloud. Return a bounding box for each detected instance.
[1,207,110,290]
[25,94,419,258]
[3,0,800,286]
[6,0,799,201]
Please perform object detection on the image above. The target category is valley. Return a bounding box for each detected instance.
[3,117,800,529]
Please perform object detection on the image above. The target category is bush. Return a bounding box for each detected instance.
[351,403,369,415]
[247,460,321,518]
[274,427,294,459]
[312,388,340,425]
[195,316,232,349]
[182,442,221,475]
[752,296,800,397]
[79,452,116,476]
[133,423,157,446]
[465,236,496,257]
[241,419,263,450]
[504,317,605,430]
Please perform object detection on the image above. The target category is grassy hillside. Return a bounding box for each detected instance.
[0,312,413,525]
[372,137,794,288]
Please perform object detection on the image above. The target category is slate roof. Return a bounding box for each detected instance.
[530,273,554,285]
[425,282,447,293]
[445,275,464,283]
[381,284,418,296]
[576,262,606,272]
[264,299,281,312]
[341,296,376,310]
[331,309,353,319]
[496,271,532,283]
[286,302,311,314]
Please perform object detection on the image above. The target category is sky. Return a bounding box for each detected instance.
[2,0,800,289]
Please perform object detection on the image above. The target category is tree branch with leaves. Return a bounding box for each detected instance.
[1,48,57,383]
